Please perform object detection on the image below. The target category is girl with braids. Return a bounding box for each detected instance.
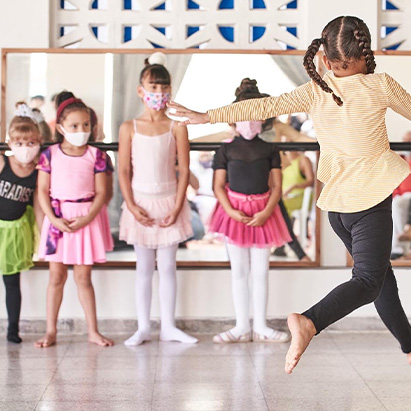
[169,16,411,373]
[210,78,292,344]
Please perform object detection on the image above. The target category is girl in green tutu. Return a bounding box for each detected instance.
[0,104,43,343]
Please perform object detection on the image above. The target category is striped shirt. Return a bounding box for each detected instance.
[208,72,411,213]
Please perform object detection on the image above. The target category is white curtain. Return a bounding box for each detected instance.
[271,55,310,86]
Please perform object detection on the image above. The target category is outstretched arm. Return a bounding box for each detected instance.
[168,81,314,126]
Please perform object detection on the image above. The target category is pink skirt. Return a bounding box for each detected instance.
[119,192,193,249]
[38,202,113,265]
[209,189,292,248]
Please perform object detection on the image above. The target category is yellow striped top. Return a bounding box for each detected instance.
[208,72,411,213]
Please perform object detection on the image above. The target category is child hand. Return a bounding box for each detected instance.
[159,209,179,227]
[228,209,252,224]
[167,101,210,126]
[68,216,91,231]
[247,210,270,227]
[51,217,73,233]
[130,205,155,227]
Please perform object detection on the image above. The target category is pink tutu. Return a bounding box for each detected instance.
[209,189,292,248]
[38,201,113,265]
[119,192,193,249]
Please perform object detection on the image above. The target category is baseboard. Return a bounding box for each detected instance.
[1,316,406,334]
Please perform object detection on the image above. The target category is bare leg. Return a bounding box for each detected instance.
[73,265,114,347]
[35,262,68,348]
[285,313,316,374]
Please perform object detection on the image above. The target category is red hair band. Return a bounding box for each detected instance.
[56,97,85,122]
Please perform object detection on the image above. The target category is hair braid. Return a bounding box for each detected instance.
[354,28,376,73]
[303,38,343,106]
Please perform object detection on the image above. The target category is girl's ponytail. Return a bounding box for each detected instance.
[354,28,376,74]
[303,38,343,107]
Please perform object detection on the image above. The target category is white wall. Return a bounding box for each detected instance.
[303,0,379,49]
[0,0,49,116]
[1,0,411,324]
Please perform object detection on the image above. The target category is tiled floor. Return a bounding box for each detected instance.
[0,331,410,411]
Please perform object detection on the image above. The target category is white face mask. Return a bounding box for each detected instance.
[61,127,90,147]
[10,144,40,164]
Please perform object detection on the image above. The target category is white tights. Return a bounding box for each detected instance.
[226,243,275,338]
[124,244,198,346]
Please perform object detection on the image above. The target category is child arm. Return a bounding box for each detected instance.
[68,171,106,231]
[213,169,251,224]
[168,82,314,126]
[118,121,154,226]
[106,155,114,205]
[37,170,72,233]
[160,123,190,227]
[385,74,411,121]
[33,188,44,231]
[283,155,314,198]
[247,168,282,227]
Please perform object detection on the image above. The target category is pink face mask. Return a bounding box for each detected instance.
[10,144,40,164]
[235,121,262,140]
[142,88,171,111]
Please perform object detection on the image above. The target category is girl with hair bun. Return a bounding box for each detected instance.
[210,78,292,344]
[169,16,411,373]
[119,52,197,346]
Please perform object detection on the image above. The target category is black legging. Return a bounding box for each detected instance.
[278,199,307,260]
[303,196,411,353]
[2,273,21,333]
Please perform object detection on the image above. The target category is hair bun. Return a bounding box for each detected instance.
[235,78,259,97]
[148,52,167,67]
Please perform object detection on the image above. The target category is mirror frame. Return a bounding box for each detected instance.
[1,47,354,268]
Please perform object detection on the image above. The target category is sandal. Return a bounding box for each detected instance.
[253,330,290,343]
[212,330,252,344]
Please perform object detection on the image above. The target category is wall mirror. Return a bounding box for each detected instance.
[1,49,324,267]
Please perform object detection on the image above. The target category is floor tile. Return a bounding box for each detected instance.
[35,400,152,411]
[0,402,36,411]
[41,382,154,402]
[0,332,410,411]
[266,397,386,411]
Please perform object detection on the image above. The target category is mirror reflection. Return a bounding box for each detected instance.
[4,51,320,264]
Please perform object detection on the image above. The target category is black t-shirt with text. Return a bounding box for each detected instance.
[0,156,37,221]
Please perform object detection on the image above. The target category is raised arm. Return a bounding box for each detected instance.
[168,81,314,126]
[385,73,411,121]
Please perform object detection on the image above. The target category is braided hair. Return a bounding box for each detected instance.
[303,16,376,106]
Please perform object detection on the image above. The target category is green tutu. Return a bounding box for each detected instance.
[0,206,36,275]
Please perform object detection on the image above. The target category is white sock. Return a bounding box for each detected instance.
[124,246,155,346]
[225,243,251,338]
[157,244,198,344]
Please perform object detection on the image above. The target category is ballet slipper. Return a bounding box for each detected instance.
[212,330,252,344]
[253,330,290,343]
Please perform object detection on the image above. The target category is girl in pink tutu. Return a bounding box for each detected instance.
[210,79,292,344]
[35,97,114,348]
[118,53,197,346]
